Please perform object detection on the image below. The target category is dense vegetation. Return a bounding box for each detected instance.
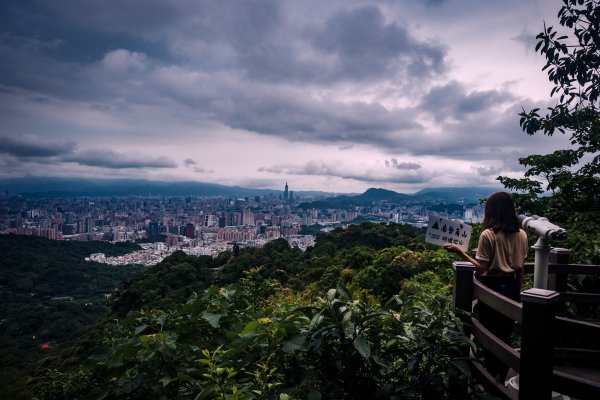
[30,222,479,399]
[136,234,167,244]
[0,235,145,399]
[110,252,220,317]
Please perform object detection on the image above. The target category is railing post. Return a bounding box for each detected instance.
[519,288,560,400]
[548,248,570,292]
[451,261,476,397]
[453,261,476,315]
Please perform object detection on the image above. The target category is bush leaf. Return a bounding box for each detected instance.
[353,335,371,359]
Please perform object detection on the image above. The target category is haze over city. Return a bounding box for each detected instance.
[0,0,571,193]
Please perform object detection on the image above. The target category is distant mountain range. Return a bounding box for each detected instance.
[0,177,501,205]
[296,186,499,209]
[413,187,500,203]
[0,177,338,199]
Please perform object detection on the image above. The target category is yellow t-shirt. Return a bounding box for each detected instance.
[475,228,528,276]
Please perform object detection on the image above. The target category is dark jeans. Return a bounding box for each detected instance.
[475,274,520,382]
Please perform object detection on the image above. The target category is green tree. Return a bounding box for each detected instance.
[498,0,600,262]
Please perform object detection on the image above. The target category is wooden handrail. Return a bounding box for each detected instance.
[468,350,516,400]
[558,292,600,304]
[452,259,600,399]
[554,348,600,362]
[555,316,600,350]
[553,369,600,399]
[472,277,523,323]
[471,317,521,373]
[523,262,600,275]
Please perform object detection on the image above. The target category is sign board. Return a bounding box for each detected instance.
[425,215,472,252]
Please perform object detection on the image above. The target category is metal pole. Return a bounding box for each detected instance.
[532,236,551,289]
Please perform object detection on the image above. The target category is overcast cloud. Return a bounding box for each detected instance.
[0,0,572,193]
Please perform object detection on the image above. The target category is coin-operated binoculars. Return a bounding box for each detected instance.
[518,215,567,289]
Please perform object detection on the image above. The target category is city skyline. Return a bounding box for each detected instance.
[1,182,479,263]
[0,0,571,193]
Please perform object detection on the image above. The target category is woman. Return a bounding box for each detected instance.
[444,191,528,382]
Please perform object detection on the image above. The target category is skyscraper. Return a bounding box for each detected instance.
[185,223,195,238]
[284,182,289,201]
[147,221,160,237]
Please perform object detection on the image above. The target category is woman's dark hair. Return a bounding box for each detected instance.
[482,192,520,233]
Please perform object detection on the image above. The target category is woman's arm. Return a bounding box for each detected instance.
[443,243,488,275]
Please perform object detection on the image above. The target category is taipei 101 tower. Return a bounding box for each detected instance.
[284,182,289,201]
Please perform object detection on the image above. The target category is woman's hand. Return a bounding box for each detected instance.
[443,243,463,255]
[444,244,487,274]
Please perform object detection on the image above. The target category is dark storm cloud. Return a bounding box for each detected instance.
[0,1,428,151]
[0,135,179,176]
[259,161,428,184]
[0,0,560,190]
[473,165,503,176]
[426,0,448,5]
[39,0,299,83]
[184,0,288,80]
[0,0,448,155]
[0,0,449,89]
[312,5,447,80]
[385,159,421,170]
[0,1,174,68]
[164,1,447,84]
[420,81,515,121]
[0,33,113,102]
[406,106,523,159]
[0,135,76,157]
[28,0,191,39]
[343,173,427,184]
[402,97,567,171]
[214,91,419,147]
[63,149,177,169]
[149,66,421,148]
[182,158,212,172]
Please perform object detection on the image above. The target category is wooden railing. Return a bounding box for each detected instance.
[452,248,600,400]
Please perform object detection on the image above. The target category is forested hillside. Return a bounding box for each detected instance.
[32,222,478,399]
[13,217,600,399]
[0,235,145,399]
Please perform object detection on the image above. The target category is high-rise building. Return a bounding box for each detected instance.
[147,221,160,237]
[205,214,215,227]
[284,182,289,201]
[85,218,95,233]
[242,209,255,226]
[464,208,474,223]
[185,223,195,238]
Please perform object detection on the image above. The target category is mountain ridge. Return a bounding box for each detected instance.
[0,176,501,204]
[0,177,342,199]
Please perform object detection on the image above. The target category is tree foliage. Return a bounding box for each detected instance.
[110,251,218,317]
[0,235,145,400]
[36,282,470,400]
[25,222,478,399]
[498,0,600,263]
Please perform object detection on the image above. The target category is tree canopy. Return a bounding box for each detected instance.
[499,0,600,262]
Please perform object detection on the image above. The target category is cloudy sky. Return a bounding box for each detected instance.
[0,0,572,193]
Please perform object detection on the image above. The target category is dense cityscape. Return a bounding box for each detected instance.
[0,183,484,266]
